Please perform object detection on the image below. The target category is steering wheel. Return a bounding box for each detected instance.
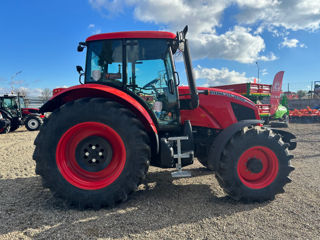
[142,78,160,89]
[142,78,161,98]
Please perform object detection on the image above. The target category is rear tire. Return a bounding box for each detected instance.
[282,114,289,128]
[33,98,150,208]
[215,126,294,202]
[25,115,43,131]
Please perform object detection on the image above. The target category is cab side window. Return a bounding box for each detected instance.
[86,40,123,86]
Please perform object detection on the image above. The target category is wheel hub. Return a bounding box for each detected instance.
[75,135,113,172]
[28,119,39,129]
[246,158,263,173]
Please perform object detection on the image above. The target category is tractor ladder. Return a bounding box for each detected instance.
[168,136,193,178]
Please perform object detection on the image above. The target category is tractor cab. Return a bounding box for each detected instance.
[0,95,22,117]
[79,27,198,131]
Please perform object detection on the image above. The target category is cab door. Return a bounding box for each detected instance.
[126,39,179,130]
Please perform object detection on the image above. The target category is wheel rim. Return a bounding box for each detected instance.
[28,119,39,129]
[237,146,279,189]
[56,122,126,190]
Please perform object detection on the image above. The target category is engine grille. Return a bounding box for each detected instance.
[231,102,256,121]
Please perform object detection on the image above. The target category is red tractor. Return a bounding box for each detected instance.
[34,27,296,208]
[0,94,44,133]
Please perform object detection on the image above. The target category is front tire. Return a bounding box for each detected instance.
[9,123,20,132]
[25,115,42,131]
[33,98,150,208]
[215,126,294,202]
[197,156,214,170]
[0,119,10,134]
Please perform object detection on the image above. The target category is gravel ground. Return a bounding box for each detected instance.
[0,124,319,240]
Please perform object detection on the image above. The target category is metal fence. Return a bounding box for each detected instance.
[24,97,47,108]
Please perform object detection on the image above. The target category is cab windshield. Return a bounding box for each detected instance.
[19,97,26,108]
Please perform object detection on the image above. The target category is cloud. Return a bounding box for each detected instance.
[0,88,6,95]
[16,87,43,97]
[131,1,272,63]
[131,0,227,35]
[236,0,320,31]
[55,85,69,89]
[88,0,125,15]
[258,52,277,61]
[194,65,253,87]
[88,0,320,63]
[93,29,102,34]
[261,68,268,76]
[190,26,267,63]
[89,0,272,63]
[87,23,102,35]
[280,37,306,48]
[0,87,44,97]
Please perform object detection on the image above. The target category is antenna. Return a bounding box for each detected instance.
[255,62,259,83]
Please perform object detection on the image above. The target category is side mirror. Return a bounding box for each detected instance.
[77,42,86,52]
[76,65,84,74]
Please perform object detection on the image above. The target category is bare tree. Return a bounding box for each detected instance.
[40,88,52,102]
[15,88,28,98]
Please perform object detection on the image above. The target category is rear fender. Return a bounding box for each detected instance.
[40,84,159,153]
[207,120,263,170]
[0,109,13,120]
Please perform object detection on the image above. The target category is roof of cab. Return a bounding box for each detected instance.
[86,31,176,42]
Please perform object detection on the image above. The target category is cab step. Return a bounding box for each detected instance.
[168,136,193,178]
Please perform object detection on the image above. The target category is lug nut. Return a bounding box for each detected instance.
[85,152,89,156]
[92,158,96,163]
[92,146,96,150]
[99,152,103,156]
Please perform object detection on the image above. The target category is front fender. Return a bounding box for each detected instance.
[207,120,263,170]
[40,84,159,153]
[0,109,13,120]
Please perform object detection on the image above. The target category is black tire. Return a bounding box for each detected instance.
[282,114,289,128]
[25,115,43,131]
[215,126,294,202]
[9,124,20,132]
[0,124,10,134]
[0,119,11,134]
[197,157,214,170]
[33,98,150,208]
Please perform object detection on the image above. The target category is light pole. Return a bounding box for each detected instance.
[256,62,259,83]
[10,70,23,93]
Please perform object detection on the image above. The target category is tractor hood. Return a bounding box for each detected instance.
[179,86,259,129]
[178,86,256,107]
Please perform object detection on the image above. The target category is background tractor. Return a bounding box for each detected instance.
[215,71,290,127]
[34,27,296,209]
[0,94,44,133]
